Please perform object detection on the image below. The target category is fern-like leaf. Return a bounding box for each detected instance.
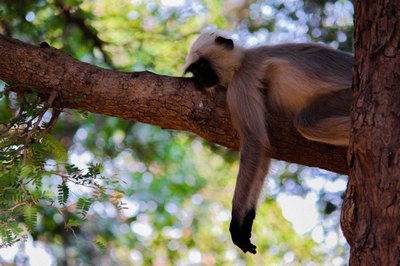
[65,164,80,175]
[10,189,25,204]
[27,143,46,166]
[57,182,69,206]
[23,205,37,232]
[41,135,68,161]
[67,218,82,227]
[95,236,107,253]
[77,197,94,219]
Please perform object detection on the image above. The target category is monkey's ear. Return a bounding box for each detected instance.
[215,36,234,50]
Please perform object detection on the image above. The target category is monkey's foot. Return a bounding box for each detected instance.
[229,208,257,254]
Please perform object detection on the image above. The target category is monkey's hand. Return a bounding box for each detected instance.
[229,208,257,254]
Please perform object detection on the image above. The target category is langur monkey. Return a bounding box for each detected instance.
[184,31,353,254]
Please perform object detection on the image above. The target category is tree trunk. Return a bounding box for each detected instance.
[341,0,400,265]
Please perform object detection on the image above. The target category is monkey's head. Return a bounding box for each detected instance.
[184,31,243,90]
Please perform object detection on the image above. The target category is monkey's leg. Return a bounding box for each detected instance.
[229,134,270,254]
[293,89,351,146]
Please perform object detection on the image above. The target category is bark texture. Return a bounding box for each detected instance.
[0,34,348,174]
[341,1,400,264]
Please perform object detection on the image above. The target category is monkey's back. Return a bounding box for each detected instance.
[240,43,353,113]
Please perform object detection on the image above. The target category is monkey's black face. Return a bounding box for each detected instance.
[185,57,219,89]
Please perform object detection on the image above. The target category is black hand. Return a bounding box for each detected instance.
[229,208,257,254]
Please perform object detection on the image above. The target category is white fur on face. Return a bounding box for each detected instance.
[183,32,217,72]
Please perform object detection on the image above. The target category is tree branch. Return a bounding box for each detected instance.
[0,34,348,175]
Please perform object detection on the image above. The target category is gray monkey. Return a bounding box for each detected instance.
[184,31,353,254]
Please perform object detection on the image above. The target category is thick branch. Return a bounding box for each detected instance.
[0,34,348,174]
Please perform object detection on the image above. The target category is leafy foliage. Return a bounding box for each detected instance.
[0,227,25,249]
[0,86,124,249]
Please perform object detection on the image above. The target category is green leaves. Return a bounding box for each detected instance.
[0,88,123,248]
[41,135,68,162]
[23,205,38,233]
[95,236,107,253]
[0,226,24,248]
[57,182,69,206]
[77,197,94,219]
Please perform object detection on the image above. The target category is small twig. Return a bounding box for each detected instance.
[35,108,61,142]
[8,203,25,212]
[20,91,61,162]
[66,178,114,191]
[54,206,69,227]
[22,109,45,164]
[30,108,48,133]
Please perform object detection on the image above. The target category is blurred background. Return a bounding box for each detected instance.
[0,0,353,265]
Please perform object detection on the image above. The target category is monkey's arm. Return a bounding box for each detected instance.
[226,72,271,254]
[229,135,270,254]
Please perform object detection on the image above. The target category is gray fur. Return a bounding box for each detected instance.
[185,32,353,254]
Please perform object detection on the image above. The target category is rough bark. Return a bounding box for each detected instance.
[0,34,348,174]
[341,0,400,265]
